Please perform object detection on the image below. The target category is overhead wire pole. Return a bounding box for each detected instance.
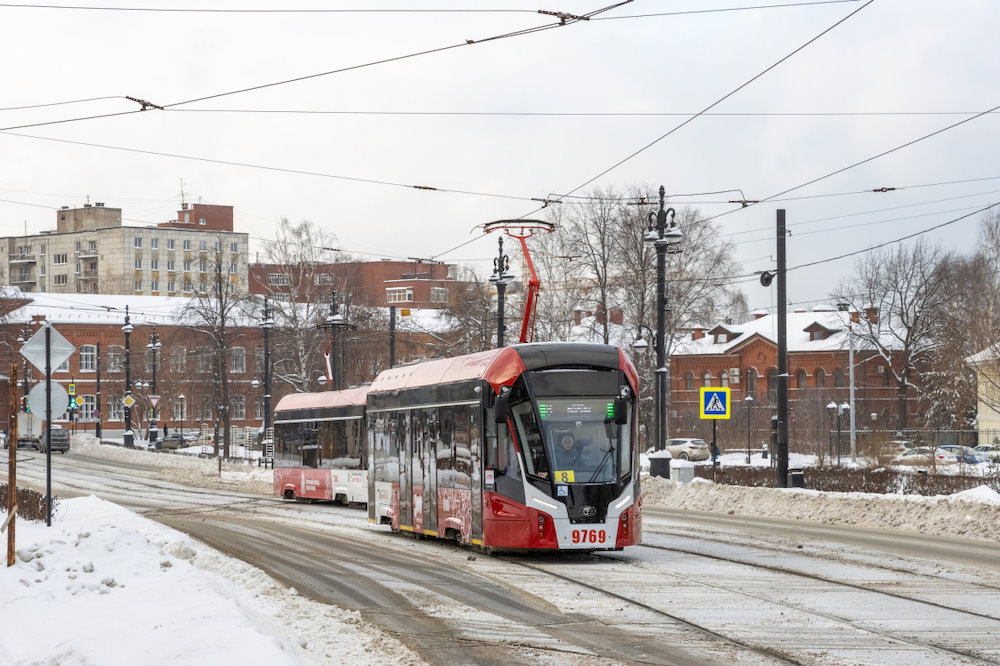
[776,210,789,487]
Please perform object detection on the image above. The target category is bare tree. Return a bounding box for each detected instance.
[441,266,494,354]
[831,239,947,430]
[182,236,249,457]
[260,219,339,393]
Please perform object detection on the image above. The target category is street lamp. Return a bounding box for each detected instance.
[261,297,273,460]
[744,394,754,465]
[488,236,514,348]
[319,289,351,390]
[176,393,185,442]
[146,328,162,447]
[826,400,849,464]
[122,306,134,448]
[643,185,683,455]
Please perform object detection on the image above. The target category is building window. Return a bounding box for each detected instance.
[199,218,207,226]
[55,356,69,373]
[135,258,143,269]
[230,242,239,253]
[386,287,413,303]
[134,279,143,291]
[53,253,68,265]
[199,240,207,250]
[230,395,246,420]
[767,369,778,403]
[167,239,175,250]
[313,273,333,285]
[108,395,123,422]
[183,260,192,271]
[183,279,193,292]
[198,281,207,294]
[833,368,845,388]
[183,240,191,250]
[685,372,694,391]
[796,369,807,389]
[720,370,729,388]
[106,345,124,373]
[196,400,213,422]
[702,371,712,387]
[254,347,264,372]
[80,344,97,372]
[170,349,186,373]
[229,347,246,374]
[150,259,159,270]
[268,273,290,286]
[254,398,263,420]
[199,260,207,272]
[53,274,68,286]
[430,287,449,303]
[167,260,175,271]
[194,347,212,374]
[230,262,238,274]
[75,241,82,252]
[747,368,757,394]
[74,262,81,274]
[134,237,143,248]
[215,241,222,252]
[89,240,97,252]
[151,238,159,250]
[80,395,96,421]
[167,280,175,292]
[150,280,159,292]
[815,369,826,388]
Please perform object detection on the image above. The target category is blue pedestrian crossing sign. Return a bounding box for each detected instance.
[699,387,731,419]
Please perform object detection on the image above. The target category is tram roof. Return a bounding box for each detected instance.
[273,386,369,414]
[368,342,636,395]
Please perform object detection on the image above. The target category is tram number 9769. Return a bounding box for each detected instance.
[572,528,607,544]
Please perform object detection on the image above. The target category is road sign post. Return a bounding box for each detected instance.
[700,387,731,468]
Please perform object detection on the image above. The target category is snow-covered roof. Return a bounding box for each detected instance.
[3,291,458,334]
[672,309,889,356]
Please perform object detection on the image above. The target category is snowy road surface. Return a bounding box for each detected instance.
[4,440,1000,664]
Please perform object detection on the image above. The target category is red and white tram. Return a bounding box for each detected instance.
[272,386,368,503]
[366,342,642,552]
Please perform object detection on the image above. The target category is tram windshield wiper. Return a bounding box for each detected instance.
[587,445,615,483]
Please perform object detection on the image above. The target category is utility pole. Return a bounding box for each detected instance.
[122,306,134,448]
[776,210,789,487]
[489,236,511,348]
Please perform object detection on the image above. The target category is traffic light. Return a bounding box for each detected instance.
[21,396,29,413]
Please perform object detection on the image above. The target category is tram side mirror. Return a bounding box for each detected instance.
[494,388,510,424]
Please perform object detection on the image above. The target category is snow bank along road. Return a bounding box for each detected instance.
[5,441,1000,665]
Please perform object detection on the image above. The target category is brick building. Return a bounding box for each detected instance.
[249,259,457,308]
[668,305,922,455]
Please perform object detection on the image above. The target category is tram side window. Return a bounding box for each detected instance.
[617,412,633,480]
[453,406,472,489]
[370,414,389,483]
[437,407,454,489]
[511,401,548,478]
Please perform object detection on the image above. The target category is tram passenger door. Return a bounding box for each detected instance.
[470,408,482,543]
[398,413,412,530]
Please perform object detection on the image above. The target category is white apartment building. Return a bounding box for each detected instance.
[3,202,249,296]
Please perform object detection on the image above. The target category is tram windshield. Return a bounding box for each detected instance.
[511,396,632,484]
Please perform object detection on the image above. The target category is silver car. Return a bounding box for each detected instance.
[665,437,710,461]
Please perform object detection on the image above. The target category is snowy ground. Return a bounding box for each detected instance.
[2,436,999,665]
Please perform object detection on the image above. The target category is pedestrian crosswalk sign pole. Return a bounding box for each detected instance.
[700,387,730,420]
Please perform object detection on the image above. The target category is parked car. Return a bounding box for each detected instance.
[937,445,986,464]
[37,426,70,454]
[879,440,913,457]
[664,437,710,461]
[892,447,956,466]
[973,444,1000,462]
[158,433,186,450]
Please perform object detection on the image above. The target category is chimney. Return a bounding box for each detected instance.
[691,326,705,341]
[609,306,624,326]
[752,309,767,320]
[596,304,606,325]
[850,311,860,324]
[865,306,879,324]
[573,306,583,326]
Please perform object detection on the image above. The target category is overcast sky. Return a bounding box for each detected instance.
[2,0,997,312]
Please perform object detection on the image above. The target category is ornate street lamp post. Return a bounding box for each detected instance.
[744,394,754,465]
[122,306,134,448]
[146,328,162,447]
[643,185,682,453]
[488,237,513,348]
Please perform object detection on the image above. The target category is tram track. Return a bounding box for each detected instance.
[625,540,1000,664]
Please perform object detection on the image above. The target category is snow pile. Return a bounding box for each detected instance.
[642,474,1000,541]
[0,496,419,666]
